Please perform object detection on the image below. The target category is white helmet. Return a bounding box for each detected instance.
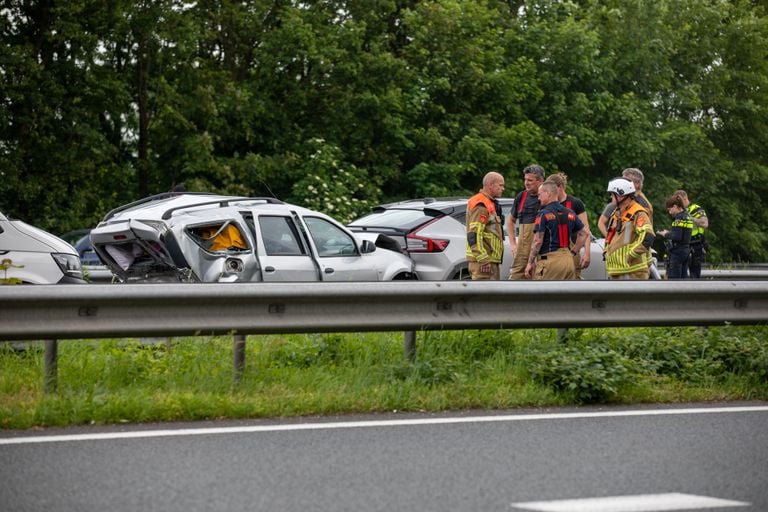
[607,177,635,197]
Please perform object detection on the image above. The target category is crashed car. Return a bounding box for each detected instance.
[90,193,416,283]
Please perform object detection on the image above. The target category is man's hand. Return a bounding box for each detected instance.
[480,263,491,273]
[524,262,534,278]
[580,255,591,269]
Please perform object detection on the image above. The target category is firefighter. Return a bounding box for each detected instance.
[544,172,592,279]
[466,172,505,280]
[604,177,655,280]
[524,181,588,280]
[597,167,653,236]
[507,164,545,280]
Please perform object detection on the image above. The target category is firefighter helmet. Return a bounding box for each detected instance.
[607,177,635,197]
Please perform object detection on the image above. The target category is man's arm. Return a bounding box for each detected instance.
[690,205,708,229]
[597,202,615,237]
[506,214,518,253]
[577,211,591,268]
[467,206,491,263]
[572,228,588,265]
[524,232,544,278]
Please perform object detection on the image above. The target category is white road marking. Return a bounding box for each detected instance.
[1,405,767,446]
[511,492,750,511]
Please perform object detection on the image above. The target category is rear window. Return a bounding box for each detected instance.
[187,221,249,252]
[350,209,439,231]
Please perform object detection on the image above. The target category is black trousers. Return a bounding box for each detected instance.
[667,247,689,279]
[688,240,705,279]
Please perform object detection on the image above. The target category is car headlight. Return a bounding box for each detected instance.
[51,253,84,278]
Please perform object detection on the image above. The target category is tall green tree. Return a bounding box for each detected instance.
[2,0,767,261]
[0,0,133,232]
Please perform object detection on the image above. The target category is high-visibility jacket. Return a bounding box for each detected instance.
[605,200,654,276]
[465,191,504,264]
[688,202,707,238]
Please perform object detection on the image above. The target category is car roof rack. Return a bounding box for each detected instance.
[161,196,284,220]
[103,193,284,221]
[103,192,218,221]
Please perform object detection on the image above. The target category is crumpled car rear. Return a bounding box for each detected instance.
[92,218,263,283]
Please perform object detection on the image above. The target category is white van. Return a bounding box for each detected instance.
[0,212,86,284]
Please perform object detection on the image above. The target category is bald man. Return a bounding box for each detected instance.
[466,172,505,280]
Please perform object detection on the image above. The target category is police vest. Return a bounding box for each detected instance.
[688,203,706,238]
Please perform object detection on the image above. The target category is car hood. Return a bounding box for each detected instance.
[1,215,77,255]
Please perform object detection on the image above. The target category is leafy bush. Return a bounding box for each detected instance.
[609,326,768,383]
[703,326,768,381]
[528,343,636,403]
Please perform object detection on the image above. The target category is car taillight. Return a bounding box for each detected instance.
[406,234,449,252]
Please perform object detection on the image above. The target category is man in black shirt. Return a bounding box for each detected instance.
[506,164,545,280]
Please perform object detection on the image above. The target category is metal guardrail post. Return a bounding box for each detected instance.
[404,331,416,361]
[44,339,58,393]
[233,334,246,383]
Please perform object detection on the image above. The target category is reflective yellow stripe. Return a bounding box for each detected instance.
[672,218,693,229]
[606,245,651,274]
[466,221,504,263]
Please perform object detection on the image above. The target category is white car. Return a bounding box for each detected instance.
[90,193,416,283]
[0,212,85,284]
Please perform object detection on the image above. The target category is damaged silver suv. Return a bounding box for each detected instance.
[90,193,416,283]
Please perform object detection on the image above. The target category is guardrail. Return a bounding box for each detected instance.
[2,281,767,390]
[657,269,768,280]
[83,265,768,283]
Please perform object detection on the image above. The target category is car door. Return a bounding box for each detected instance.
[301,215,378,281]
[255,214,320,282]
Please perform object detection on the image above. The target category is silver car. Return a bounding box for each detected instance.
[90,193,416,283]
[348,198,609,280]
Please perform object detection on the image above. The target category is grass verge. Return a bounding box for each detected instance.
[1,325,767,429]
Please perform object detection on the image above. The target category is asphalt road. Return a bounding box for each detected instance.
[1,402,767,512]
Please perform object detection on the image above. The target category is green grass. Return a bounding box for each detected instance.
[2,325,767,430]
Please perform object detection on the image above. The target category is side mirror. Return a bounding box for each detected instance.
[360,240,376,254]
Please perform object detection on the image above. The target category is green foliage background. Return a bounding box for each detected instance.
[2,0,767,261]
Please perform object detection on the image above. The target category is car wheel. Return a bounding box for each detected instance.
[453,268,472,280]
